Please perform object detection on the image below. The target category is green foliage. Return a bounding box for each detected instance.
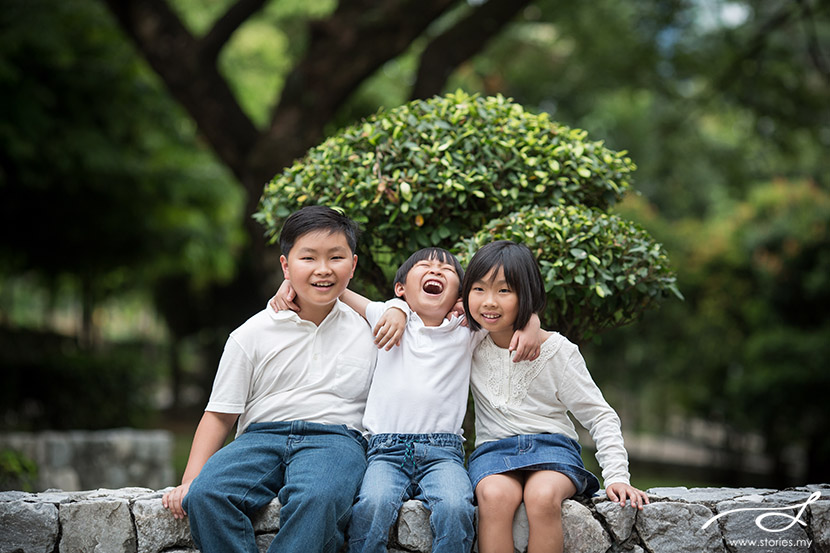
[0,0,243,290]
[258,92,677,336]
[258,92,637,284]
[0,449,38,492]
[590,179,830,482]
[451,0,830,221]
[454,205,681,341]
[0,327,161,431]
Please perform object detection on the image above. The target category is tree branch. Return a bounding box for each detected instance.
[796,0,830,82]
[101,0,258,179]
[247,0,459,180]
[409,0,534,100]
[200,0,268,63]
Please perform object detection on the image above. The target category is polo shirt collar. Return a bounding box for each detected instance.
[266,299,344,326]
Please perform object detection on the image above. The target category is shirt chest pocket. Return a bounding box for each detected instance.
[333,355,373,399]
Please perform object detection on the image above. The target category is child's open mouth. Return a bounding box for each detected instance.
[422,279,444,295]
[312,282,334,289]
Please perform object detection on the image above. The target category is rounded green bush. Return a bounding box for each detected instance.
[454,205,682,341]
[255,91,678,335]
[256,91,635,278]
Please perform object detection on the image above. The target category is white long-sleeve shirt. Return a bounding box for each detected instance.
[471,333,630,486]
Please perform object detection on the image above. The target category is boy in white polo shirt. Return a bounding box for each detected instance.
[272,246,540,553]
[162,206,390,553]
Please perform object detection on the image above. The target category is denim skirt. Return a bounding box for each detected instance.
[467,433,600,497]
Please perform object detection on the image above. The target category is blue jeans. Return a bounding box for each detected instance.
[348,433,475,553]
[183,420,368,553]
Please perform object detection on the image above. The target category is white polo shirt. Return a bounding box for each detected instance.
[206,300,377,437]
[361,301,486,436]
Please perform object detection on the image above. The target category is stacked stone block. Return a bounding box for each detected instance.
[1,485,828,552]
[0,430,174,492]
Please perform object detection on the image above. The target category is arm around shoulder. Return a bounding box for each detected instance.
[340,288,372,319]
[509,313,544,362]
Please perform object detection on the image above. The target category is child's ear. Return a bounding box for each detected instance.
[280,255,290,280]
[394,282,406,298]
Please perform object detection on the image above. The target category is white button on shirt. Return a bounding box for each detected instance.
[206,300,378,437]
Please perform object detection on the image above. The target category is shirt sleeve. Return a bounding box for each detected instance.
[205,335,252,414]
[365,298,410,327]
[555,348,631,486]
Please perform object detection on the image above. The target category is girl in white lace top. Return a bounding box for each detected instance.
[461,240,648,553]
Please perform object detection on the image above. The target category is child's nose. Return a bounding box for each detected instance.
[315,261,333,274]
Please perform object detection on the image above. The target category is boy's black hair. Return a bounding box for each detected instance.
[278,205,360,256]
[393,247,464,296]
[462,240,547,332]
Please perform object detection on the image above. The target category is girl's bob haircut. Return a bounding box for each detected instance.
[462,240,547,332]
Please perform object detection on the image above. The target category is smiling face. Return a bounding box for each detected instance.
[467,267,520,347]
[394,255,462,327]
[280,230,357,324]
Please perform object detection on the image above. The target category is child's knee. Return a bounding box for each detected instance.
[431,493,475,518]
[476,480,521,509]
[353,486,398,515]
[523,477,572,514]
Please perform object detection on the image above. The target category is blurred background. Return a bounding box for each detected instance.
[1,0,828,492]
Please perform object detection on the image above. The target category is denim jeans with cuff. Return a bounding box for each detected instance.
[348,433,475,553]
[183,420,368,553]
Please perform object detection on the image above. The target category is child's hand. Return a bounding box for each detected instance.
[269,279,299,312]
[605,483,650,510]
[447,298,468,326]
[509,314,542,362]
[162,481,192,520]
[373,307,406,350]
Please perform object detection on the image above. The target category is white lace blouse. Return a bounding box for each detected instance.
[470,333,631,486]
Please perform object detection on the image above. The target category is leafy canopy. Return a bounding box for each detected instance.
[455,205,681,340]
[257,92,679,337]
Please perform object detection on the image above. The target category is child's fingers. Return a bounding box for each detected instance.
[508,332,520,354]
[372,322,388,345]
[163,488,187,519]
[384,328,403,350]
[373,322,401,350]
[511,343,539,363]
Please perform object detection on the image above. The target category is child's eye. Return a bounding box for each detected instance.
[499,288,512,294]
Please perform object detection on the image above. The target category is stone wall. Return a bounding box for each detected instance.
[0,430,174,492]
[1,484,828,553]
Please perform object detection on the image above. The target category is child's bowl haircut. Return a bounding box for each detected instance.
[279,205,360,256]
[393,247,464,295]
